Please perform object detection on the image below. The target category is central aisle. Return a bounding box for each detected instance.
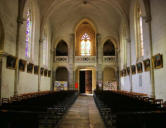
[58,95,105,128]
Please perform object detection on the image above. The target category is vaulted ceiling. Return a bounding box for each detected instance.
[38,0,131,38]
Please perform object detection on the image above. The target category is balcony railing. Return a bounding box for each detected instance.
[103,56,116,65]
[55,56,68,63]
[75,56,96,63]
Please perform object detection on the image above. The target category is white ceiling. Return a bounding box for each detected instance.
[38,0,131,38]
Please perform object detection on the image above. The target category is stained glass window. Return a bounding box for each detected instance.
[81,33,91,56]
[43,30,48,66]
[25,8,32,58]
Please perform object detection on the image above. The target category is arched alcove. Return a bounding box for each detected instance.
[56,40,68,56]
[55,67,69,90]
[56,67,68,81]
[103,67,117,90]
[75,20,96,56]
[103,40,115,56]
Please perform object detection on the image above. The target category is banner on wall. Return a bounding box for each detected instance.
[54,81,68,91]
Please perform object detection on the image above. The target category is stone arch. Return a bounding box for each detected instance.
[75,19,96,56]
[74,18,97,33]
[102,36,118,49]
[55,67,69,81]
[103,40,115,56]
[56,40,68,56]
[103,67,116,82]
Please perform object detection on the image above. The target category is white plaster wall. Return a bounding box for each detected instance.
[0,0,18,98]
[132,73,151,95]
[18,72,38,94]
[120,0,152,96]
[121,76,130,91]
[0,0,51,97]
[18,0,40,94]
[0,0,18,55]
[151,0,166,100]
[40,77,51,91]
[1,57,15,98]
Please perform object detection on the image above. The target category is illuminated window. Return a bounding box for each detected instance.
[43,28,48,66]
[135,2,144,58]
[25,8,32,58]
[81,33,91,56]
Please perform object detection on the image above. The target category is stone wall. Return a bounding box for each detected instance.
[120,0,166,100]
[151,0,166,100]
[0,0,51,98]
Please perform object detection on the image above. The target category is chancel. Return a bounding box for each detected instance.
[0,0,166,128]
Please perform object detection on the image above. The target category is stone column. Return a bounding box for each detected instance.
[115,48,120,90]
[96,33,102,90]
[50,48,54,91]
[14,0,27,95]
[142,0,155,98]
[145,16,155,98]
[69,33,75,90]
[68,64,74,90]
[38,39,43,92]
[127,39,132,92]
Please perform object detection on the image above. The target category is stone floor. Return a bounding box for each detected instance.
[57,95,105,128]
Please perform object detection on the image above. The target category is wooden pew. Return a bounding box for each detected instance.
[94,90,166,128]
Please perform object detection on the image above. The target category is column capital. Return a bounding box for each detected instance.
[17,17,26,24]
[39,39,44,44]
[143,16,152,23]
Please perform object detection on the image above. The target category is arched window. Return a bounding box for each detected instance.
[135,1,144,59]
[81,33,91,56]
[120,24,127,67]
[43,27,48,66]
[25,1,33,58]
[75,20,96,56]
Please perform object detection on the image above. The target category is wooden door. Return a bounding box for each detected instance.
[85,70,92,94]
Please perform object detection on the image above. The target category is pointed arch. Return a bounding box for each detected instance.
[75,19,96,56]
[24,0,35,59]
[55,67,69,81]
[103,40,115,56]
[56,40,68,56]
[134,0,145,60]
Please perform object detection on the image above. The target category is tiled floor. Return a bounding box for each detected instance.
[57,95,105,128]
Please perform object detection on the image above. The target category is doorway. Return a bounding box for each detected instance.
[79,70,92,94]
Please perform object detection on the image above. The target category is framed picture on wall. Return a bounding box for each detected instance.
[143,59,151,71]
[27,63,34,73]
[6,55,17,70]
[127,67,130,75]
[152,54,163,69]
[40,67,44,75]
[34,65,39,75]
[48,70,51,77]
[131,65,136,74]
[44,69,48,77]
[19,59,26,71]
[136,62,143,73]
[120,70,123,77]
[122,69,127,77]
